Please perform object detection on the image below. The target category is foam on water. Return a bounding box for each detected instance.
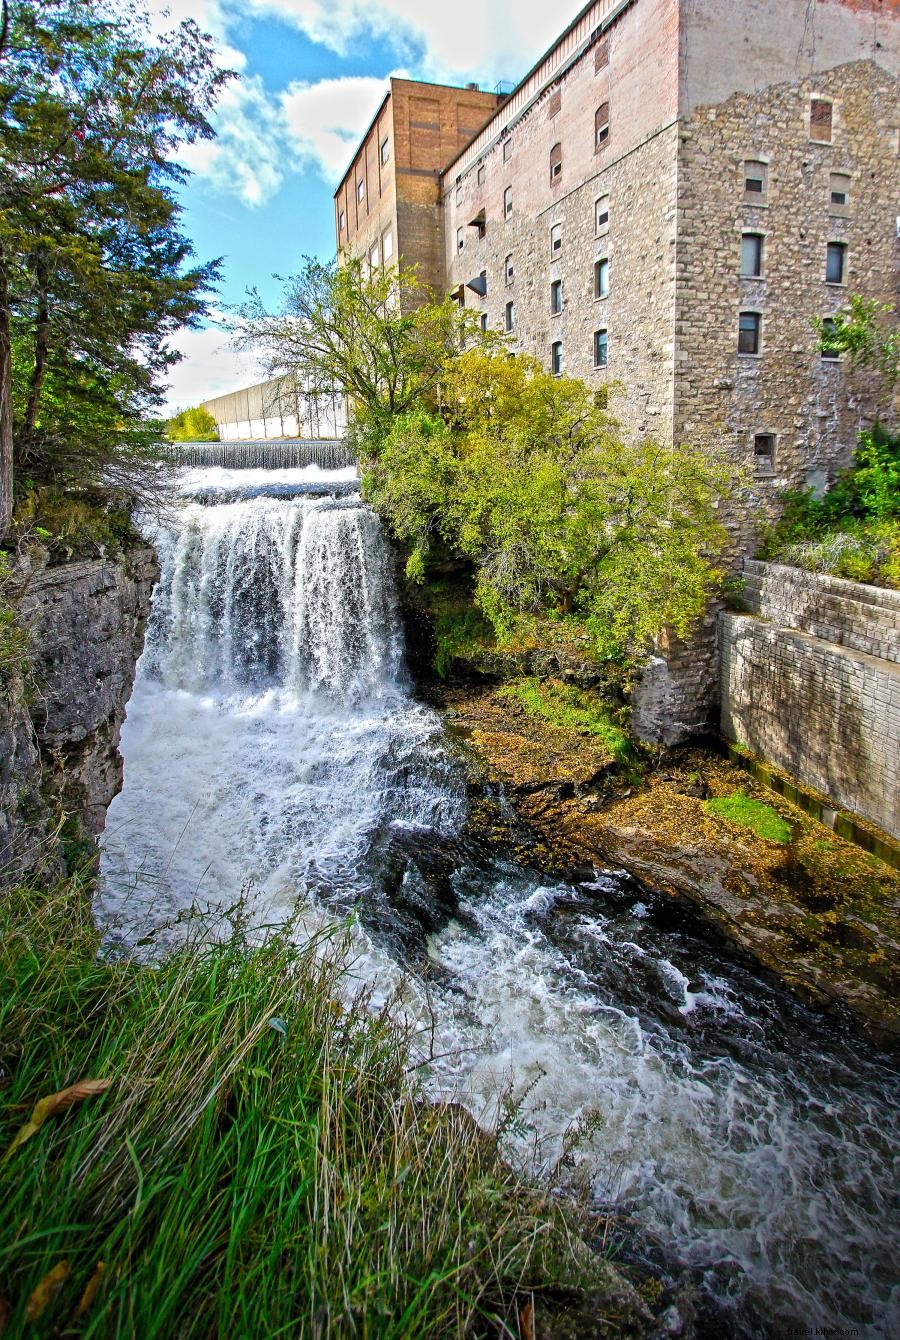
[99,469,900,1337]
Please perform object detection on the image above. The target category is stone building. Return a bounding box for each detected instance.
[333,77,504,300]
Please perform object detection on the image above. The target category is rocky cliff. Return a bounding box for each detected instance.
[0,543,158,885]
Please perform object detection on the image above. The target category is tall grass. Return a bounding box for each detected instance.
[0,876,643,1337]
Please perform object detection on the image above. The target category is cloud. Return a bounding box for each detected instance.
[162,321,266,413]
[279,75,395,180]
[179,75,287,207]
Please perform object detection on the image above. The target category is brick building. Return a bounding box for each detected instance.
[336,0,899,739]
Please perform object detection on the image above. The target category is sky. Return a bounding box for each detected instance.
[152,0,575,411]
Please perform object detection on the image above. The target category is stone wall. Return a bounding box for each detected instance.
[720,564,900,838]
[0,543,157,887]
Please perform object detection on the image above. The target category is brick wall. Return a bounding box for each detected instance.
[742,558,900,662]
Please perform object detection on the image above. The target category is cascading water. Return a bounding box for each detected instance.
[100,464,900,1338]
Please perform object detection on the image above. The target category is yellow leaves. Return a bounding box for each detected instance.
[2,1079,111,1164]
[24,1262,70,1322]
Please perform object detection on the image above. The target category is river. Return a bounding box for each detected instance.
[98,463,900,1337]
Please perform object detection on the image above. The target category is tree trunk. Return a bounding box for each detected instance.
[0,244,13,537]
[20,250,49,455]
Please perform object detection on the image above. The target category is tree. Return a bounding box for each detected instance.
[167,406,219,442]
[364,350,730,662]
[236,254,496,446]
[0,0,231,533]
[817,296,899,402]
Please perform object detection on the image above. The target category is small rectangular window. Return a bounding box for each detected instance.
[503,138,512,162]
[829,173,851,209]
[810,98,833,143]
[741,233,763,277]
[380,137,390,164]
[505,253,514,284]
[357,179,365,201]
[595,258,609,298]
[551,340,564,375]
[550,222,562,255]
[753,434,776,473]
[738,312,761,355]
[744,160,767,199]
[550,279,563,314]
[550,142,562,185]
[595,37,609,72]
[594,329,608,368]
[382,229,393,261]
[820,318,840,360]
[826,242,846,284]
[480,313,488,333]
[477,162,485,185]
[369,242,380,268]
[595,102,610,151]
[595,196,609,232]
[504,186,513,218]
[457,226,464,253]
[339,210,345,231]
[548,88,561,118]
[505,300,515,332]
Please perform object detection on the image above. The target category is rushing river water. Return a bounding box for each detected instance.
[99,466,900,1338]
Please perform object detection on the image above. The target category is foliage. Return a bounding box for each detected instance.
[816,296,899,398]
[498,677,633,764]
[0,877,634,1338]
[167,405,219,442]
[758,425,900,586]
[12,485,135,560]
[237,254,497,443]
[705,792,792,844]
[0,550,27,682]
[364,351,729,663]
[0,0,231,528]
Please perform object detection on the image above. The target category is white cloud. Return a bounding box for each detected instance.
[162,321,266,414]
[179,75,286,207]
[279,75,395,179]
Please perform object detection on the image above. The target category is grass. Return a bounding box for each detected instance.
[704,792,792,844]
[498,678,633,766]
[0,874,639,1338]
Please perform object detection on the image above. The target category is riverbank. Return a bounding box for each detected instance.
[442,681,900,1051]
[0,872,664,1338]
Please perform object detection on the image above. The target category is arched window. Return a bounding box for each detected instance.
[550,142,562,185]
[595,103,610,151]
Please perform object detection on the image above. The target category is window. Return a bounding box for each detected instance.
[380,136,390,164]
[595,102,610,151]
[504,253,514,283]
[477,162,486,185]
[548,88,561,118]
[551,340,564,375]
[480,313,488,333]
[457,226,464,253]
[738,312,761,355]
[550,142,562,185]
[741,233,763,277]
[383,229,393,261]
[594,329,608,368]
[753,434,776,473]
[338,210,345,231]
[595,257,609,298]
[369,242,379,269]
[356,179,365,202]
[826,242,846,284]
[595,37,609,72]
[744,160,768,199]
[505,300,515,332]
[550,222,562,255]
[810,98,833,143]
[503,186,513,218]
[829,173,851,210]
[550,279,563,314]
[479,269,487,295]
[595,195,609,232]
[820,318,840,360]
[503,138,512,162]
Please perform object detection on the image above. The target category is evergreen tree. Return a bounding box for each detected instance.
[0,0,231,532]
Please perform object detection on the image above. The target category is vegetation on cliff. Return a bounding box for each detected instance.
[0,876,649,1337]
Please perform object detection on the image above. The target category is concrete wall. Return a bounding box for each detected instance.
[720,563,900,838]
[202,378,345,441]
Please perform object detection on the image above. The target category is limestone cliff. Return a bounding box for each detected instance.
[0,543,158,885]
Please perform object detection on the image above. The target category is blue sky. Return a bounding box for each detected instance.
[151,0,568,409]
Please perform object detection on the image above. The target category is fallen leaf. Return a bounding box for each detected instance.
[518,1296,536,1340]
[2,1080,111,1163]
[25,1262,70,1322]
[75,1261,105,1318]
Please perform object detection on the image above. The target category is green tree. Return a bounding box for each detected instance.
[167,406,219,442]
[365,351,729,662]
[816,295,899,400]
[0,0,231,533]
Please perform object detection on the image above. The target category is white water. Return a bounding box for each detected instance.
[99,468,900,1337]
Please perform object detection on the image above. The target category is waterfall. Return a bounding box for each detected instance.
[164,440,356,470]
[98,464,900,1339]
